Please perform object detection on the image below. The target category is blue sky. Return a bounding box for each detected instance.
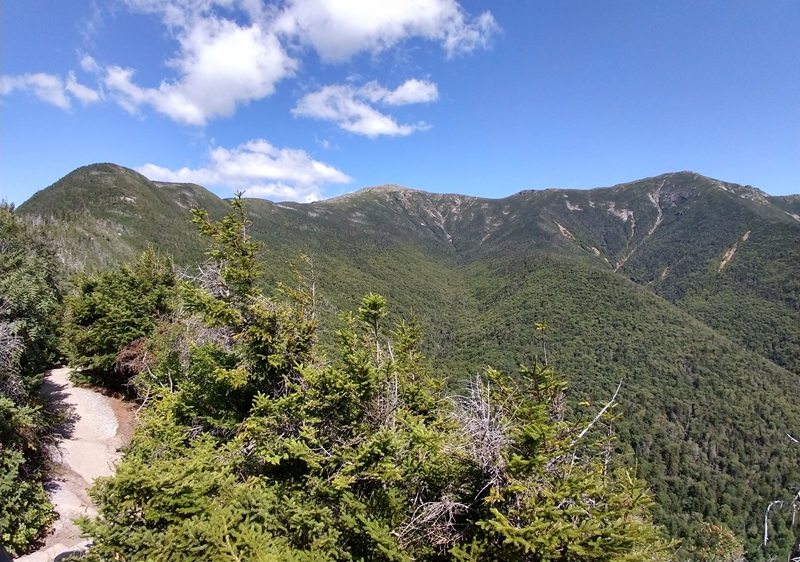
[2,0,799,204]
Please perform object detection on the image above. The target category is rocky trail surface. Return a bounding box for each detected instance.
[17,368,134,562]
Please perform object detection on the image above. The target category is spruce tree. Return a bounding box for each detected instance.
[0,204,60,555]
[79,197,669,562]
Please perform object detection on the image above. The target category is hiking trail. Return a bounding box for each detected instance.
[17,367,134,562]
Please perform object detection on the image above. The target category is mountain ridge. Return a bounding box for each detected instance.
[327,170,795,207]
[17,165,799,374]
[14,163,800,554]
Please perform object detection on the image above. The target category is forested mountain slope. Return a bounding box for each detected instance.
[250,172,800,378]
[17,163,228,270]
[16,164,800,555]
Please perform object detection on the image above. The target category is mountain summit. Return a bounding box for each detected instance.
[15,163,800,550]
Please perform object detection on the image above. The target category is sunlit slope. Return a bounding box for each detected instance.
[16,163,800,552]
[18,165,799,374]
[17,163,229,270]
[451,172,800,376]
[453,253,800,544]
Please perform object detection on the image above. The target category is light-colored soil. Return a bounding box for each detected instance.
[16,368,135,562]
[718,230,751,272]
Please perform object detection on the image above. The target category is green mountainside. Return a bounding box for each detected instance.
[16,164,800,555]
[17,163,229,270]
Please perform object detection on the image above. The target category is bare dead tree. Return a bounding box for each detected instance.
[535,320,548,366]
[450,373,512,492]
[180,260,230,299]
[190,316,236,352]
[571,379,622,447]
[0,319,24,400]
[765,500,786,548]
[0,320,22,374]
[763,434,800,561]
[396,496,470,548]
[366,365,400,430]
[299,254,318,316]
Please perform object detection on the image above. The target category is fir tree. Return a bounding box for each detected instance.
[62,246,177,386]
[0,204,60,555]
[79,197,669,562]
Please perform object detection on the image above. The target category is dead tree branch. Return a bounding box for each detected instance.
[571,379,622,447]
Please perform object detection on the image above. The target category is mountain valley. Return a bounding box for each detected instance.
[13,163,800,556]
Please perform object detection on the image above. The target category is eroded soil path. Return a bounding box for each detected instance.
[17,368,135,562]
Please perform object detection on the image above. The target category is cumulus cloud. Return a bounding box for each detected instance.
[137,139,351,201]
[66,71,102,104]
[273,0,499,61]
[105,18,296,125]
[293,79,437,137]
[99,0,493,125]
[361,79,439,105]
[1,72,100,109]
[7,1,496,125]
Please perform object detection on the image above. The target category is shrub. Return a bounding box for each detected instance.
[78,197,669,561]
[62,247,177,387]
[0,204,60,555]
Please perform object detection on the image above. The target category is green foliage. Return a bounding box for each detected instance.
[0,204,62,378]
[458,254,800,559]
[672,222,800,376]
[0,204,60,556]
[62,246,178,386]
[79,199,667,561]
[159,195,319,428]
[447,367,666,562]
[190,194,264,300]
[359,292,387,328]
[681,522,746,562]
[19,164,800,554]
[0,446,55,555]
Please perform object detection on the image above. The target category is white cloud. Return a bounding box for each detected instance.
[1,74,70,108]
[81,55,101,73]
[293,79,436,137]
[80,0,107,47]
[137,139,351,201]
[361,78,438,105]
[66,71,102,104]
[9,2,494,125]
[104,17,296,125]
[1,72,100,109]
[273,0,498,61]
[100,0,493,125]
[241,182,323,202]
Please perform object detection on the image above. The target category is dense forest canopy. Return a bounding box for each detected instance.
[3,165,800,560]
[72,197,670,561]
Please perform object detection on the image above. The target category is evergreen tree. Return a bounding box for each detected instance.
[0,204,60,555]
[62,246,177,387]
[79,197,668,561]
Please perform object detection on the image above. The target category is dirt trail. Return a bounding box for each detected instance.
[17,368,135,562]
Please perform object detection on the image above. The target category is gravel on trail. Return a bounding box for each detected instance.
[16,368,134,562]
